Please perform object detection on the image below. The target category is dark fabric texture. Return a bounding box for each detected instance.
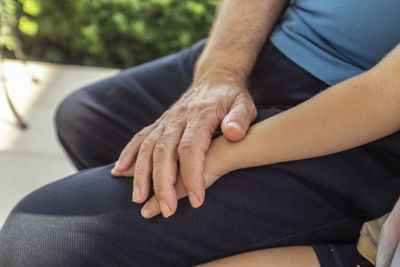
[313,244,374,267]
[1,39,400,267]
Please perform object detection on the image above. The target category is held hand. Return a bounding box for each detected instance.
[140,167,220,219]
[113,140,227,218]
[111,73,256,218]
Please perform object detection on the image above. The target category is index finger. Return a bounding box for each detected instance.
[113,124,156,172]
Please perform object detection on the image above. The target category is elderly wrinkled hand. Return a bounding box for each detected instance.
[111,135,228,219]
[111,75,256,218]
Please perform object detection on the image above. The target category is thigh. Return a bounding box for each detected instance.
[2,113,400,267]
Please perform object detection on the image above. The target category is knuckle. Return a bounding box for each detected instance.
[132,130,147,142]
[152,183,169,198]
[154,142,170,157]
[174,104,187,114]
[140,139,154,153]
[236,95,257,119]
[162,126,179,139]
[178,140,195,155]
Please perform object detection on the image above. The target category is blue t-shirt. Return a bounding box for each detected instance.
[270,0,400,85]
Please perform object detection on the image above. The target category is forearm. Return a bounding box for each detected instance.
[207,45,400,175]
[194,0,289,83]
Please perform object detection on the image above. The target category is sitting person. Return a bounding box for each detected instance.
[1,0,400,266]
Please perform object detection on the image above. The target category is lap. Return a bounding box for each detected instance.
[4,38,400,266]
[2,125,400,266]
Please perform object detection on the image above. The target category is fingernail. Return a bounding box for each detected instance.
[227,121,243,133]
[188,192,201,208]
[159,200,171,218]
[141,207,152,219]
[132,187,140,202]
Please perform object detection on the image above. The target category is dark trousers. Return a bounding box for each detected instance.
[0,39,399,267]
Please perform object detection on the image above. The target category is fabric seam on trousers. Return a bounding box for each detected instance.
[254,214,362,248]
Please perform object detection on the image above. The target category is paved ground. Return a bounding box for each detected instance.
[0,59,119,227]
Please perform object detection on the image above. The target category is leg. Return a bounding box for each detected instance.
[1,123,400,266]
[198,244,374,267]
[55,39,206,170]
[5,39,399,267]
[196,246,320,267]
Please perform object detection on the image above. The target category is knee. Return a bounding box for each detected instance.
[55,88,100,168]
[0,207,91,267]
[55,89,89,140]
[0,189,64,266]
[0,165,132,266]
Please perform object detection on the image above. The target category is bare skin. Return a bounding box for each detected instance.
[195,246,320,267]
[113,43,400,266]
[112,0,288,220]
[110,1,400,265]
[114,43,400,218]
[111,0,289,218]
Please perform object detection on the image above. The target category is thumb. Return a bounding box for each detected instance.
[221,96,257,141]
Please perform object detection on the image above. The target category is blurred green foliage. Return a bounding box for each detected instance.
[0,0,17,52]
[1,0,217,68]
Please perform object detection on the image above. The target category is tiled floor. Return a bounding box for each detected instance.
[0,59,119,227]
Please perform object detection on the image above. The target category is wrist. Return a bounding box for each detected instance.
[207,123,272,174]
[194,54,249,86]
[205,136,237,179]
[192,67,247,92]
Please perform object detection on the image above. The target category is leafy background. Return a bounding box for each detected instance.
[0,0,217,68]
